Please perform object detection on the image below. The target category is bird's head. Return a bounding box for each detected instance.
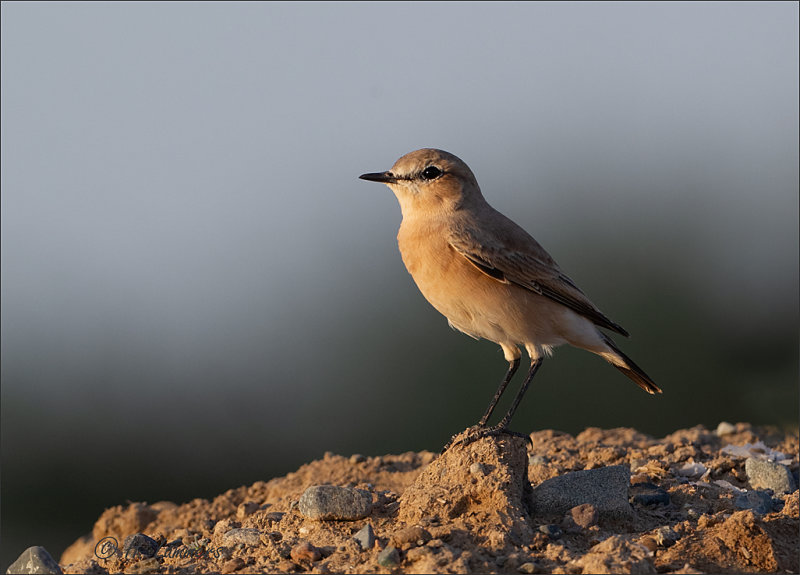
[360,148,483,216]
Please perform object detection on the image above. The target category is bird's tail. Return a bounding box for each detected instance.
[600,335,662,395]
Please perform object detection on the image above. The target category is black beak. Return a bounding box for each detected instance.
[359,171,397,184]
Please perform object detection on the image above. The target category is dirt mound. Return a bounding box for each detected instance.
[48,423,797,574]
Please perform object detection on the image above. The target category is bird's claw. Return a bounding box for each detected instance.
[440,425,532,454]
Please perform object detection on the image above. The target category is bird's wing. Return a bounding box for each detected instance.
[448,215,629,337]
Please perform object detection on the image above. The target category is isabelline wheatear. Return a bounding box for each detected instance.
[360,149,661,449]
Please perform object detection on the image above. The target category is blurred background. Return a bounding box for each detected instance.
[2,1,797,568]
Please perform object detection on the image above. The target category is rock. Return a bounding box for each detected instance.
[222,528,262,547]
[715,421,736,436]
[734,490,774,515]
[353,523,375,550]
[469,462,487,476]
[6,547,63,574]
[745,458,796,494]
[377,545,400,568]
[538,524,562,539]
[572,535,656,574]
[265,511,285,524]
[566,503,599,529]
[518,561,538,574]
[290,541,321,563]
[530,465,633,525]
[298,485,372,521]
[122,533,160,560]
[350,454,366,464]
[529,455,548,465]
[630,482,671,507]
[654,526,679,547]
[391,526,432,550]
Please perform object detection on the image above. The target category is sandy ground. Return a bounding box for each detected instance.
[45,423,798,574]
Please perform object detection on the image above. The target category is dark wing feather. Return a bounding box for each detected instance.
[449,220,629,337]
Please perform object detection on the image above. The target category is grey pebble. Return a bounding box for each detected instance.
[745,458,796,494]
[265,511,285,524]
[353,523,375,550]
[222,528,262,547]
[123,533,160,560]
[530,465,633,523]
[518,562,538,574]
[469,462,487,476]
[6,546,63,574]
[654,526,679,547]
[377,545,400,567]
[734,490,774,515]
[715,421,736,436]
[529,455,548,465]
[629,482,670,507]
[298,485,372,521]
[538,524,562,539]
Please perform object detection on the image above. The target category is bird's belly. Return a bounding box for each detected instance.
[399,236,563,347]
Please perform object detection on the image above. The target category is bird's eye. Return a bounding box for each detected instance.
[420,166,442,180]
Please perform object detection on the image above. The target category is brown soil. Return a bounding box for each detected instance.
[59,423,798,574]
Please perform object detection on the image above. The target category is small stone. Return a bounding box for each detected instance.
[538,524,562,539]
[745,458,796,494]
[377,545,400,568]
[350,454,366,464]
[265,511,285,524]
[469,462,487,476]
[530,465,633,524]
[291,541,322,563]
[222,528,262,547]
[528,455,548,465]
[654,526,679,547]
[630,482,671,507]
[568,503,599,529]
[715,421,736,436]
[518,561,538,574]
[391,526,432,549]
[122,533,160,560]
[221,557,245,574]
[734,490,774,514]
[298,485,372,521]
[353,523,375,550]
[6,547,63,574]
[236,501,259,519]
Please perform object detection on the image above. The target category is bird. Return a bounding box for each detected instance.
[359,148,661,450]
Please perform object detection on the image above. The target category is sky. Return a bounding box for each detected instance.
[1,1,798,568]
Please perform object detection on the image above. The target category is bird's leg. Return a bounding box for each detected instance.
[441,358,541,454]
[478,358,520,427]
[492,357,542,430]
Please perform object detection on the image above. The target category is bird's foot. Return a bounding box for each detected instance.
[440,424,532,454]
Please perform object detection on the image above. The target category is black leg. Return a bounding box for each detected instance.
[494,358,542,429]
[478,358,520,427]
[440,358,542,454]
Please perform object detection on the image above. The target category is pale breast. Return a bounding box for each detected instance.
[397,220,519,342]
